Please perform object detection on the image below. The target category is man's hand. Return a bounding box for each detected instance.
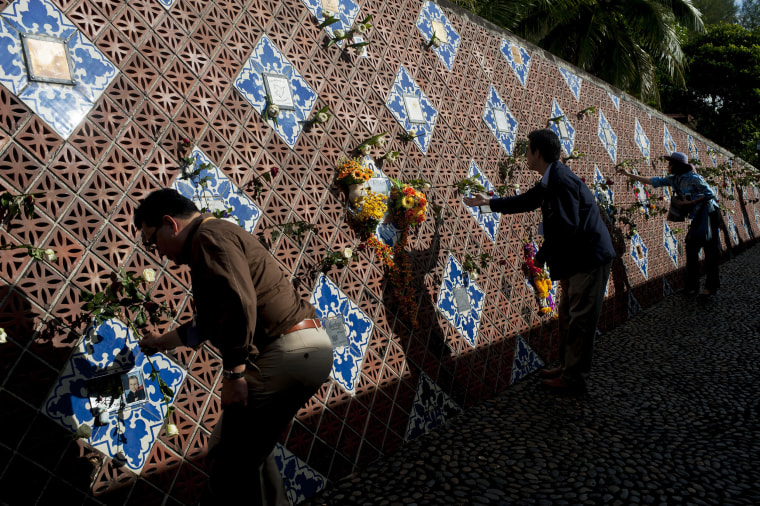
[463,193,490,207]
[221,377,248,408]
[138,328,182,355]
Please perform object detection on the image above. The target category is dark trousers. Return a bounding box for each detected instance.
[557,260,612,386]
[206,328,333,505]
[685,211,721,293]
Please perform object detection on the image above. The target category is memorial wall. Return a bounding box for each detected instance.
[1,0,758,503]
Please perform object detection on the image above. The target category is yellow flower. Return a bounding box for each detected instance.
[401,196,415,209]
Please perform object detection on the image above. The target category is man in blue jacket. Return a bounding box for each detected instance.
[464,129,615,394]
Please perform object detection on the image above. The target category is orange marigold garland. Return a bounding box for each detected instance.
[522,239,557,317]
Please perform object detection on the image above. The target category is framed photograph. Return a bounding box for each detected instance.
[403,94,426,124]
[20,33,76,85]
[324,315,349,348]
[262,73,295,110]
[493,108,511,133]
[123,370,147,405]
[321,0,340,13]
[430,20,447,44]
[453,286,472,313]
[86,372,125,414]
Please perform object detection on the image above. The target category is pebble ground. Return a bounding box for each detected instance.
[305,244,760,505]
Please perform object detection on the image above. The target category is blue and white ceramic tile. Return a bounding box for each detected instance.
[300,0,360,41]
[310,274,373,395]
[634,118,650,160]
[359,155,402,247]
[510,334,544,384]
[0,0,118,138]
[628,290,642,318]
[663,276,674,297]
[44,319,186,473]
[608,92,620,111]
[416,1,460,72]
[558,67,582,101]
[464,161,500,242]
[630,232,648,279]
[687,135,698,160]
[663,221,678,267]
[405,372,461,442]
[724,176,734,200]
[597,110,617,162]
[436,254,486,347]
[235,35,318,149]
[275,443,327,505]
[629,169,650,215]
[755,208,760,230]
[663,124,677,154]
[173,147,262,233]
[727,213,738,245]
[706,146,718,167]
[593,165,614,217]
[548,99,575,156]
[500,39,531,88]
[482,85,518,155]
[157,0,179,9]
[754,185,759,200]
[386,65,438,153]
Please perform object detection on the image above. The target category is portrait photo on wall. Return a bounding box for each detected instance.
[123,370,147,405]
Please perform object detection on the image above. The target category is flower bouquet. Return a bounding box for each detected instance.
[350,190,388,238]
[522,240,556,317]
[389,179,427,229]
[335,157,374,203]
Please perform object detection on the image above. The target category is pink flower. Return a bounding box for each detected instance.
[580,177,586,182]
[271,167,279,177]
[182,138,191,145]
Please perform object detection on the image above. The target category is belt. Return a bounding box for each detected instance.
[284,318,322,334]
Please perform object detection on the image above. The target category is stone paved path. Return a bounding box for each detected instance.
[305,244,760,505]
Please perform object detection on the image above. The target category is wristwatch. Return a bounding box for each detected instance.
[222,370,246,380]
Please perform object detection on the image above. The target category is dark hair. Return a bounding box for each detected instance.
[669,161,692,176]
[527,129,561,163]
[133,189,199,229]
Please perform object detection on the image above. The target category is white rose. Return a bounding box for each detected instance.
[360,144,372,155]
[43,248,57,262]
[423,182,432,189]
[433,37,443,48]
[356,46,367,57]
[267,104,280,118]
[322,10,334,18]
[470,272,479,280]
[386,153,398,163]
[142,268,156,283]
[317,112,329,123]
[0,328,7,344]
[98,411,110,425]
[342,248,353,259]
[165,423,179,437]
[376,136,386,147]
[355,23,367,34]
[73,424,92,440]
[334,29,345,38]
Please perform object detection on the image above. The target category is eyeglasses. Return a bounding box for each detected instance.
[141,227,158,252]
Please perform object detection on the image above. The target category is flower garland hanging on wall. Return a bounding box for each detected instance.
[522,240,557,317]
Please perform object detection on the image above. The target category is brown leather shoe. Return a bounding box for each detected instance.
[541,377,586,395]
[539,367,563,378]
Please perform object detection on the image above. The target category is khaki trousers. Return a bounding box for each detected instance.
[206,327,333,505]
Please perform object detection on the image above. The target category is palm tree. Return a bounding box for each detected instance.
[456,0,705,104]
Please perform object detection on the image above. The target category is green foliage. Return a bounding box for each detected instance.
[739,0,760,29]
[659,22,760,166]
[692,0,739,25]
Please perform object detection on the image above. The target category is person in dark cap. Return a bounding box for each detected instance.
[465,129,615,395]
[617,151,720,299]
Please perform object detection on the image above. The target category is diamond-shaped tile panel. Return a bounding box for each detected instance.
[436,254,486,347]
[43,319,186,473]
[663,221,678,267]
[274,443,327,504]
[172,147,262,233]
[663,124,676,154]
[608,92,620,111]
[628,290,642,318]
[464,161,500,242]
[630,232,648,279]
[510,335,544,384]
[310,274,373,395]
[593,165,614,217]
[597,110,617,162]
[405,372,461,442]
[687,135,698,160]
[234,35,318,148]
[386,65,438,153]
[634,118,650,160]
[158,0,178,8]
[549,99,575,156]
[558,67,582,101]
[0,0,118,138]
[755,209,760,230]
[727,213,738,245]
[416,1,461,72]
[483,85,518,155]
[300,0,360,41]
[500,39,531,88]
